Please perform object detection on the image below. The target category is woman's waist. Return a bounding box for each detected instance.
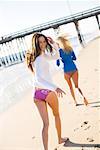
[64,68,77,73]
[64,63,76,68]
[35,87,43,90]
[35,87,52,92]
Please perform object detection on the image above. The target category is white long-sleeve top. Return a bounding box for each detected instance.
[32,44,60,91]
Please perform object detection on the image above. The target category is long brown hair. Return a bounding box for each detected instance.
[57,36,73,52]
[32,33,53,61]
[25,50,34,73]
[25,33,53,72]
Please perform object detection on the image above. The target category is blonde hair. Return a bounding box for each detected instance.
[25,33,39,73]
[25,50,34,73]
[57,36,73,52]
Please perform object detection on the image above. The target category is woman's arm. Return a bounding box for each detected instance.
[44,42,60,60]
[35,58,66,95]
[56,59,60,66]
[56,48,65,67]
[71,50,77,60]
[36,72,66,95]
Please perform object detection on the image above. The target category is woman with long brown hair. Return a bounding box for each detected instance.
[25,33,68,150]
[56,36,88,106]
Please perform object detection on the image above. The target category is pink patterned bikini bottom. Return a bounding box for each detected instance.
[34,89,51,101]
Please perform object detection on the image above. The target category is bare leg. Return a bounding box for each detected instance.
[72,70,89,106]
[64,73,77,105]
[46,92,68,144]
[34,100,49,150]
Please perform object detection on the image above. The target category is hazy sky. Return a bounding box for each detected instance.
[0,0,99,36]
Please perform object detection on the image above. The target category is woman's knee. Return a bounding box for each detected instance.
[43,120,49,128]
[52,109,59,117]
[75,84,78,88]
[69,85,73,90]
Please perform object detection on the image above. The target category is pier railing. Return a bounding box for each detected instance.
[0,6,100,44]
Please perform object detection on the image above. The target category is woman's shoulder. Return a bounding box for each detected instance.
[59,48,63,52]
[59,48,65,54]
[60,48,70,55]
[34,55,42,64]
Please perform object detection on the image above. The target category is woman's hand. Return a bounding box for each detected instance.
[47,37,60,50]
[47,37,54,44]
[55,88,66,97]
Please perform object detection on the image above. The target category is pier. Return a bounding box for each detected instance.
[0,6,100,68]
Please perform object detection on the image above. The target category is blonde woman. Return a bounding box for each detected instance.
[25,33,68,150]
[56,36,88,106]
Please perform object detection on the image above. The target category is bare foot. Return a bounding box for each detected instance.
[74,102,78,106]
[59,137,69,144]
[84,98,89,106]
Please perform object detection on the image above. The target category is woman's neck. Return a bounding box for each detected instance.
[41,49,46,55]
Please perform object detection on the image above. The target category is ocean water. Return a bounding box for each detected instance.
[0,63,33,113]
[0,31,99,113]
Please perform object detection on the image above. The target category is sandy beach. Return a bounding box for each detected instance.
[0,37,100,150]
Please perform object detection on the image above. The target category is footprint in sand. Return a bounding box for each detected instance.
[84,125,91,130]
[87,137,94,142]
[74,127,79,131]
[74,121,89,132]
[74,121,91,133]
[81,121,92,130]
[81,121,88,127]
[94,68,98,72]
[32,136,35,139]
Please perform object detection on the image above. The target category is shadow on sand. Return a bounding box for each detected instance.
[89,101,100,108]
[89,101,100,105]
[63,139,100,148]
[92,105,100,108]
[77,101,100,107]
